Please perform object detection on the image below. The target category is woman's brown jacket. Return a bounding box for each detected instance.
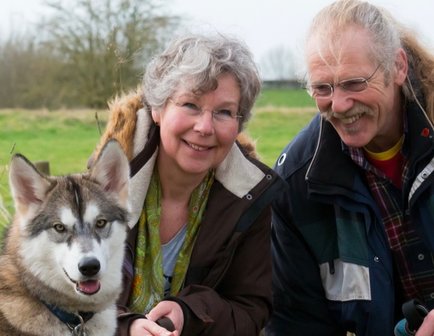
[93,90,283,335]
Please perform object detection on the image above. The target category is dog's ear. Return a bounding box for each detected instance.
[90,140,130,207]
[9,154,52,214]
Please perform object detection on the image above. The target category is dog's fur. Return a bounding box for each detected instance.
[0,140,130,336]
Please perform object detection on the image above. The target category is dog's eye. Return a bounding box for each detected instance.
[96,218,107,228]
[53,222,66,233]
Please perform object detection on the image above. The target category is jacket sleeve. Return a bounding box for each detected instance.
[174,208,272,335]
[265,189,345,336]
[115,311,145,336]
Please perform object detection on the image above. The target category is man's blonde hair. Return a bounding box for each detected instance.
[306,0,434,121]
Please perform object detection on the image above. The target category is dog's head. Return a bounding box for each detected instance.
[8,140,130,310]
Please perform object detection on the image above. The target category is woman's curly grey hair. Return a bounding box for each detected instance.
[142,33,261,130]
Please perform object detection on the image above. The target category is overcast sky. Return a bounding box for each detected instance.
[2,0,433,71]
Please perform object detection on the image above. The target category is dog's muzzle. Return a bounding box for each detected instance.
[63,256,102,295]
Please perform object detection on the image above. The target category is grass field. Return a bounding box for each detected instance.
[0,88,317,234]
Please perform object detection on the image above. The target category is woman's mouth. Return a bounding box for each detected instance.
[186,141,211,151]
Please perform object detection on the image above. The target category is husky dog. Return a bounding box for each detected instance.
[0,140,130,336]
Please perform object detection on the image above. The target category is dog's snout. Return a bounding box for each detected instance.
[78,257,101,276]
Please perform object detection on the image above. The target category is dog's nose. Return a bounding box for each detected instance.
[78,257,101,276]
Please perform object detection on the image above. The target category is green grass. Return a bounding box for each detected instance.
[248,107,316,165]
[0,88,317,237]
[0,108,109,235]
[256,88,313,108]
[0,109,106,175]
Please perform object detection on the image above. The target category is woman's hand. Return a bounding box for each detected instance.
[416,310,434,336]
[129,317,176,336]
[147,300,184,335]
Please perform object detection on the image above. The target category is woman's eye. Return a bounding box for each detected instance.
[218,109,233,117]
[213,109,236,121]
[183,102,199,110]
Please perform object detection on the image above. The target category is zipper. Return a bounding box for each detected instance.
[305,115,324,181]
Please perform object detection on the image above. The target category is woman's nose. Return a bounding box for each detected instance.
[193,110,215,135]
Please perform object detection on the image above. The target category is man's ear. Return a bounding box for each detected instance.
[394,48,408,85]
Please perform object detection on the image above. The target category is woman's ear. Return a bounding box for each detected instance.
[151,108,161,125]
[394,48,408,85]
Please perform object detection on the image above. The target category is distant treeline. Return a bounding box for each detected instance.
[0,0,180,109]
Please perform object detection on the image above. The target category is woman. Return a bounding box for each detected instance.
[92,33,282,336]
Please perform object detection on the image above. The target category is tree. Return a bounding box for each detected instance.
[39,0,180,107]
[259,45,297,81]
[0,33,67,108]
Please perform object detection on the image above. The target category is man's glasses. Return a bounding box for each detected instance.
[169,98,241,124]
[306,64,382,99]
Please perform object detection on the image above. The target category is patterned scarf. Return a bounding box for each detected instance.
[128,168,214,313]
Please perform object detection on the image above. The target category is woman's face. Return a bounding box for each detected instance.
[153,72,241,180]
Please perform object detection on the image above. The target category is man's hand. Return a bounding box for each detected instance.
[416,310,434,336]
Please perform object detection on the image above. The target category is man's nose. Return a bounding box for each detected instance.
[329,88,355,114]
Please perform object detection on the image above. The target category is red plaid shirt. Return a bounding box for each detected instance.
[348,146,434,307]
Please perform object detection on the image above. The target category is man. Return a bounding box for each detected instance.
[266,0,434,335]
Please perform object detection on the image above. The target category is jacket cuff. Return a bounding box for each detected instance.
[166,296,200,335]
[116,312,146,336]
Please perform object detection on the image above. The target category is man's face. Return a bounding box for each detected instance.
[306,26,407,152]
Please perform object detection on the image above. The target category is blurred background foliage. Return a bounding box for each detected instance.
[0,0,181,108]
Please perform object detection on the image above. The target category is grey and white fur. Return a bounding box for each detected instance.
[0,140,130,336]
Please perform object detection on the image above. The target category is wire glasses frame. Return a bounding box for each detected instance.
[168,98,242,123]
[306,64,382,99]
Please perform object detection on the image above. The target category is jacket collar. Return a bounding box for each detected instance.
[405,99,434,166]
[306,100,434,195]
[306,118,359,193]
